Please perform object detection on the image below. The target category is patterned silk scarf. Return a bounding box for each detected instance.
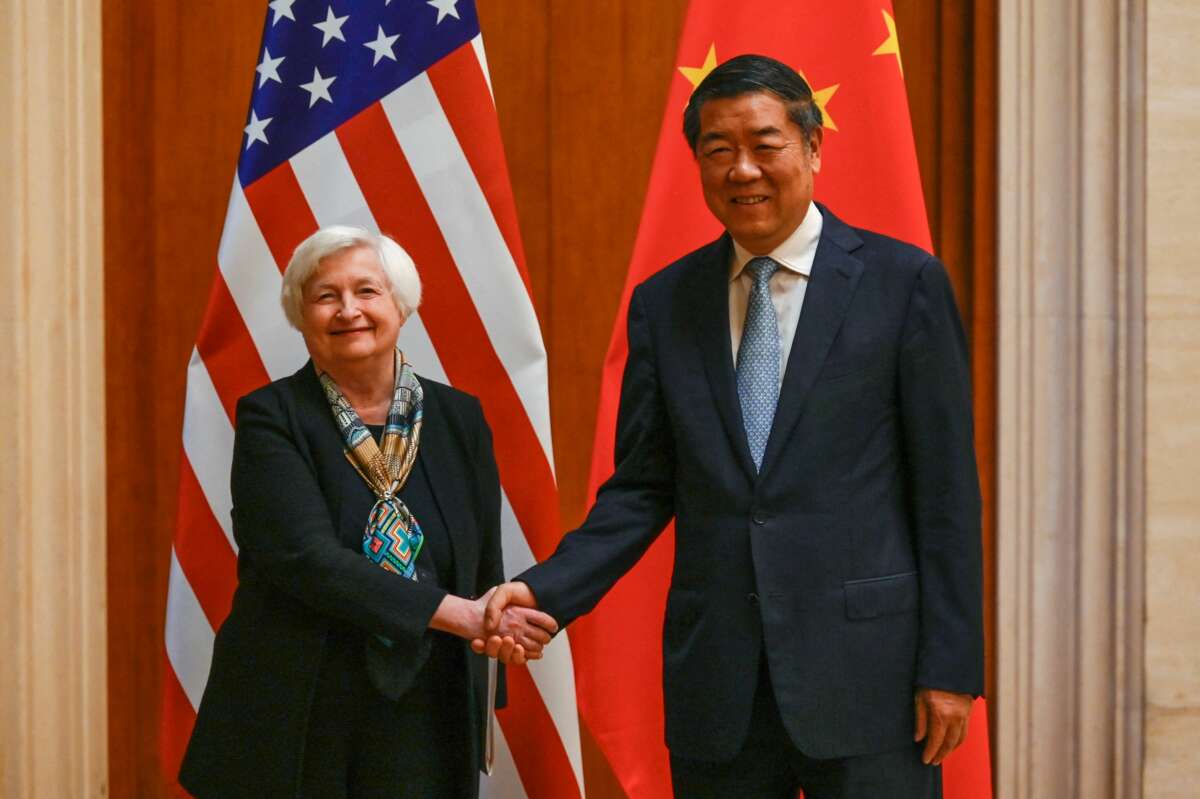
[319,349,425,580]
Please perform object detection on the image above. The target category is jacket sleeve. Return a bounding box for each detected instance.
[230,388,448,649]
[897,256,986,696]
[519,286,677,626]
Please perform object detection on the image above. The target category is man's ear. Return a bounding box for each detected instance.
[807,127,824,173]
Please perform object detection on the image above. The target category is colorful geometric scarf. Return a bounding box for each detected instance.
[319,349,425,580]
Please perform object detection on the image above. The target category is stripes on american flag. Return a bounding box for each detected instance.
[160,2,583,796]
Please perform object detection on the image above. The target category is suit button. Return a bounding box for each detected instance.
[752,513,767,525]
[748,593,760,605]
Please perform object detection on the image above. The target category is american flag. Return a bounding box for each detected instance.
[159,1,584,796]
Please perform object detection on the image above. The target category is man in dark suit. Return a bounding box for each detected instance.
[479,54,983,798]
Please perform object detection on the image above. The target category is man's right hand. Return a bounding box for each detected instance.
[470,581,550,659]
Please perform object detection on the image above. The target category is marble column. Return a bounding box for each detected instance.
[0,0,107,796]
[995,0,1146,797]
[1143,2,1200,796]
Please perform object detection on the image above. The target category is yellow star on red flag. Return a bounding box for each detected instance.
[799,71,840,132]
[873,9,904,78]
[679,43,718,88]
[679,44,838,133]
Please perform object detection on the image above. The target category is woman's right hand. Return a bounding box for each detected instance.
[430,589,556,664]
[470,587,557,663]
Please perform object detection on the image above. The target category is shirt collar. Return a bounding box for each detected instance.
[729,202,824,282]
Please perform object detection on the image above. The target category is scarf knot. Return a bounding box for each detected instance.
[319,349,425,580]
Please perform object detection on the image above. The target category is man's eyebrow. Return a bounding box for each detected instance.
[699,130,730,145]
[699,125,786,145]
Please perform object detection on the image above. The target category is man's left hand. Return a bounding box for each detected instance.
[913,687,973,765]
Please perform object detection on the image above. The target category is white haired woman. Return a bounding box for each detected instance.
[179,226,555,798]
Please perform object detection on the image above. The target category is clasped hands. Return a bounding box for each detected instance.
[433,582,552,664]
[467,581,549,665]
[438,582,552,665]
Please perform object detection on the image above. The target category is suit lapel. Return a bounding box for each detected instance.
[691,235,758,482]
[293,362,359,544]
[412,381,475,596]
[759,211,864,476]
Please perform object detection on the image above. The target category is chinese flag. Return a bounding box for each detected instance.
[569,1,993,798]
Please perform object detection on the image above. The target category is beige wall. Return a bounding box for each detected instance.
[0,0,107,796]
[996,0,1146,795]
[1144,1,1200,795]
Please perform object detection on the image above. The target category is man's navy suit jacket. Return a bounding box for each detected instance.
[521,204,984,762]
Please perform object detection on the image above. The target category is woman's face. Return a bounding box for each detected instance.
[299,245,403,372]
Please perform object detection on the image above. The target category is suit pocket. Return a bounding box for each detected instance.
[818,359,877,384]
[843,571,918,620]
[809,359,892,414]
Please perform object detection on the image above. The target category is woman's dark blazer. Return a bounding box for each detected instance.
[179,361,504,798]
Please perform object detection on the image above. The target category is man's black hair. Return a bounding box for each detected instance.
[682,53,823,151]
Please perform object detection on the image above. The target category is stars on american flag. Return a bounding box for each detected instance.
[269,0,297,26]
[363,25,400,65]
[240,0,475,170]
[244,110,272,149]
[427,0,461,24]
[299,67,337,107]
[256,48,285,88]
[313,6,350,47]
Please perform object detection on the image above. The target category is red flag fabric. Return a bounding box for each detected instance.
[159,2,584,796]
[570,2,993,797]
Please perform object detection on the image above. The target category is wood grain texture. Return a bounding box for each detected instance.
[103,1,163,794]
[104,2,996,796]
[104,2,261,796]
[475,0,551,312]
[542,0,691,532]
[971,0,999,717]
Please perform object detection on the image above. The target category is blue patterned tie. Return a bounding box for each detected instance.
[736,256,781,471]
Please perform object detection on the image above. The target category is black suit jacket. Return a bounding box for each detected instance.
[180,362,503,798]
[522,205,983,762]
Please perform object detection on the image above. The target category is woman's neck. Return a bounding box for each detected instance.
[317,353,395,424]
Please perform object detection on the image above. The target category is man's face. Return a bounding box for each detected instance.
[695,92,822,255]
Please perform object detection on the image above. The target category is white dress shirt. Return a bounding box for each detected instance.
[728,202,824,384]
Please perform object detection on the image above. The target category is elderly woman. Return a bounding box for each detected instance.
[179,226,554,798]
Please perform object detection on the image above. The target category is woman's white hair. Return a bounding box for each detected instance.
[280,225,422,330]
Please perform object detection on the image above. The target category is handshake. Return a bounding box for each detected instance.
[468,582,556,666]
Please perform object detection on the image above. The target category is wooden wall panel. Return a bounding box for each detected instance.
[474,0,551,313]
[971,0,998,715]
[482,0,693,533]
[104,2,262,795]
[543,1,690,529]
[103,2,157,791]
[104,2,995,797]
